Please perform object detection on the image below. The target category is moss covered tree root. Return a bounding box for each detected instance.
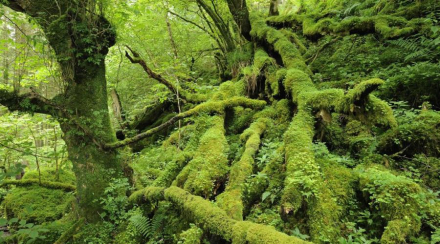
[250,13,398,242]
[129,186,309,244]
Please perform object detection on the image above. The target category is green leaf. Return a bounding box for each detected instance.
[25,223,35,228]
[9,218,19,224]
[0,218,7,226]
[29,230,39,239]
[262,191,271,202]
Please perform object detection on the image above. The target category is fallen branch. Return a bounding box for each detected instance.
[103,97,266,150]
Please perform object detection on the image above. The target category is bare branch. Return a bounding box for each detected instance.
[168,10,217,41]
[125,46,180,96]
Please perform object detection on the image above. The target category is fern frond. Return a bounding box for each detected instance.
[344,2,362,16]
[389,38,420,52]
[404,49,428,62]
[130,214,153,239]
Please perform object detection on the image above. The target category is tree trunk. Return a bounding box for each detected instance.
[60,60,124,222]
[1,0,124,222]
[269,0,280,16]
[225,0,252,41]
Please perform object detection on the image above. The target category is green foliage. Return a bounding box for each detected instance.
[379,110,440,157]
[177,224,203,244]
[0,0,439,243]
[380,62,440,108]
[0,216,50,243]
[99,178,132,225]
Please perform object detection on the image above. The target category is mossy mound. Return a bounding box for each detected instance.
[2,169,76,224]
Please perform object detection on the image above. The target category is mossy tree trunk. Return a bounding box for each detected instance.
[0,0,124,222]
[59,62,124,222]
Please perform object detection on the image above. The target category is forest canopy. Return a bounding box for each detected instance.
[0,0,439,243]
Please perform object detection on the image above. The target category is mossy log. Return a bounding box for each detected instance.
[129,186,309,244]
[1,179,76,192]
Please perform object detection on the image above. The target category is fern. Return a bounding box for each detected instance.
[129,214,154,239]
[129,213,165,240]
[389,38,419,52]
[388,37,439,62]
[151,213,164,233]
[404,49,428,62]
[343,2,362,16]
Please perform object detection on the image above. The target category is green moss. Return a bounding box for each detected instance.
[319,158,357,207]
[1,179,76,192]
[152,152,192,187]
[244,49,277,95]
[356,164,423,240]
[234,78,247,96]
[54,218,85,244]
[305,89,344,110]
[280,30,308,54]
[130,186,309,243]
[379,110,440,157]
[302,17,337,37]
[3,185,74,224]
[283,69,316,104]
[266,14,303,27]
[336,79,397,128]
[212,81,238,101]
[282,109,340,241]
[307,186,342,243]
[174,116,229,197]
[23,168,76,185]
[250,14,310,73]
[128,186,165,204]
[364,95,397,128]
[381,219,412,244]
[233,221,308,243]
[217,117,269,220]
[178,224,203,244]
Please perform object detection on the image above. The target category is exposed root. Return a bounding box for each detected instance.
[217,117,270,220]
[129,186,310,243]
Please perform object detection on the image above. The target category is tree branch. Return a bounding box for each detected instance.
[0,141,57,159]
[125,46,181,96]
[103,97,266,150]
[168,10,218,41]
[0,88,61,115]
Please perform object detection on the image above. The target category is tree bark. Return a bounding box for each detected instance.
[269,0,280,16]
[225,0,252,41]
